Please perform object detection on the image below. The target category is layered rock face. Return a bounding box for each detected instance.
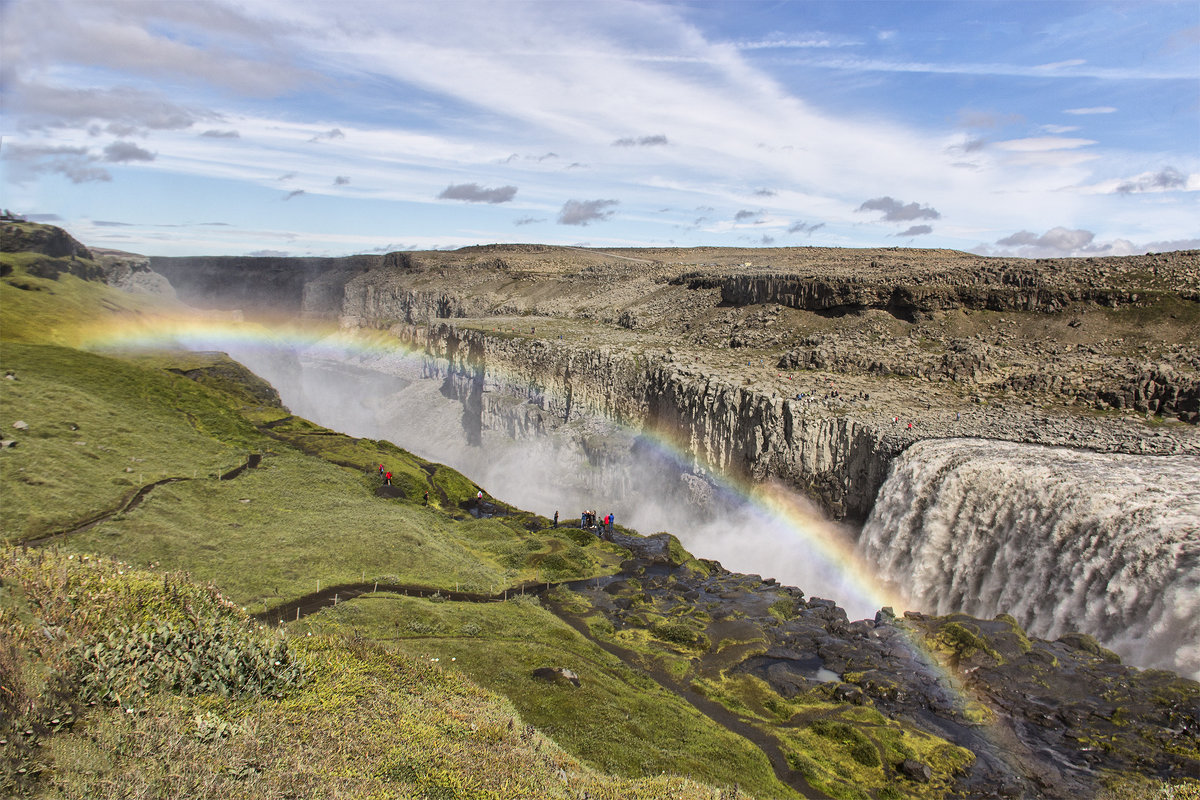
[405,322,902,520]
[151,243,1200,521]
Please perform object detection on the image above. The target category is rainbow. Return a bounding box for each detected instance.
[80,312,908,614]
[79,310,987,721]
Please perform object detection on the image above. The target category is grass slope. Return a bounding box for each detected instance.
[1,548,744,800]
[1,229,793,797]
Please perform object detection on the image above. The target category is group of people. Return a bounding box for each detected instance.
[376,464,622,533]
[580,510,614,532]
[378,462,430,505]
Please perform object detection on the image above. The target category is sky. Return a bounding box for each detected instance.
[3,0,1198,258]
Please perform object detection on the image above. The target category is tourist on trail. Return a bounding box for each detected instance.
[907,422,913,430]
[424,490,429,505]
[379,463,385,476]
[385,471,392,486]
[477,490,483,507]
[553,510,559,528]
[609,512,615,531]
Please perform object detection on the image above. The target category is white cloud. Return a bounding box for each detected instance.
[1035,59,1086,70]
[1039,124,1080,134]
[993,137,1096,152]
[1063,106,1118,115]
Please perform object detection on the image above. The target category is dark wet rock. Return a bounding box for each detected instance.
[898,759,933,782]
[553,552,1200,799]
[599,528,673,562]
[532,666,581,687]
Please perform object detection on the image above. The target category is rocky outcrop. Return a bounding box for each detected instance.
[680,271,1178,320]
[402,322,901,521]
[553,551,1200,800]
[92,249,177,298]
[1,222,104,281]
[0,222,92,260]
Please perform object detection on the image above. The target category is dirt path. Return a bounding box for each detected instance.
[543,593,829,800]
[252,579,565,624]
[23,454,262,548]
[261,577,825,799]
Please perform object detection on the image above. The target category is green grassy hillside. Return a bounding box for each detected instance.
[6,225,1192,800]
[1,228,786,798]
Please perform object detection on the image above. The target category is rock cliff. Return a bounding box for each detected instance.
[149,244,1200,520]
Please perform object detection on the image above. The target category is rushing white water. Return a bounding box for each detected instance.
[859,438,1200,679]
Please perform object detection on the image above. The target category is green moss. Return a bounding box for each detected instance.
[768,597,797,621]
[935,621,1003,664]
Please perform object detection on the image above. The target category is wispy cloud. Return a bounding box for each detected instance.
[438,183,517,203]
[309,128,345,143]
[1116,167,1188,194]
[735,35,857,50]
[788,220,825,235]
[1064,106,1117,115]
[993,137,1096,152]
[612,134,669,147]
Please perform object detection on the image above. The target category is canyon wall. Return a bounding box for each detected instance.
[404,322,900,521]
[678,271,1186,319]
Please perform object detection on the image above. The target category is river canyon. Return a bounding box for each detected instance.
[146,243,1200,680]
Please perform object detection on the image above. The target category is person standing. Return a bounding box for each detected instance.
[553,510,559,528]
[385,471,392,486]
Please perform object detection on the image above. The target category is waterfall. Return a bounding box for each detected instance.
[859,438,1200,678]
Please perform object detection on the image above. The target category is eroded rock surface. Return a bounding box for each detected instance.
[550,547,1200,799]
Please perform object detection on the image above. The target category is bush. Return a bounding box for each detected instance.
[74,620,304,706]
[810,719,880,768]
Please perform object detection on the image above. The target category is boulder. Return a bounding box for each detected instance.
[898,759,932,782]
[532,666,580,687]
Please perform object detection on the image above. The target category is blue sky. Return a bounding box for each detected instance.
[3,0,1197,257]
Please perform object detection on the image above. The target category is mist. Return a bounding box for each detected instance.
[215,336,890,622]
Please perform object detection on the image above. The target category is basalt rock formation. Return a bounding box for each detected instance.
[151,244,1200,522]
[550,544,1200,799]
